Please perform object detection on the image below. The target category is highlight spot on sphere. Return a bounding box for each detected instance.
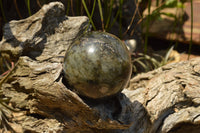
[63,31,132,99]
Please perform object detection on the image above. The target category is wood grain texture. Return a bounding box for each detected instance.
[0,2,200,133]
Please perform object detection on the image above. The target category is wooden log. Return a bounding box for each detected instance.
[0,2,200,133]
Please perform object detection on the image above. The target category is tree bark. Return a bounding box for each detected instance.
[0,2,200,133]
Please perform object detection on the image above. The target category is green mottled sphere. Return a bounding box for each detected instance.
[63,31,132,99]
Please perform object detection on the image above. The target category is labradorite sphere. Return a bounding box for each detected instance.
[63,31,132,99]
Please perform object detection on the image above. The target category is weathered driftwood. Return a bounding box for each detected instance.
[0,2,200,133]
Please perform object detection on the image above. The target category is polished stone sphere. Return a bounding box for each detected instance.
[63,31,132,99]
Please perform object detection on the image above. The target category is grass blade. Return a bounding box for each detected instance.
[164,45,174,64]
[90,0,96,19]
[108,9,120,31]
[105,0,114,30]
[82,0,96,30]
[66,0,70,16]
[26,0,32,16]
[123,0,139,36]
[97,0,104,31]
[134,59,148,72]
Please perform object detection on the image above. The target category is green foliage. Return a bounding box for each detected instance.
[81,0,125,34]
[142,0,185,38]
[142,0,193,59]
[131,45,175,74]
[144,0,185,24]
[0,0,195,73]
[142,0,187,57]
